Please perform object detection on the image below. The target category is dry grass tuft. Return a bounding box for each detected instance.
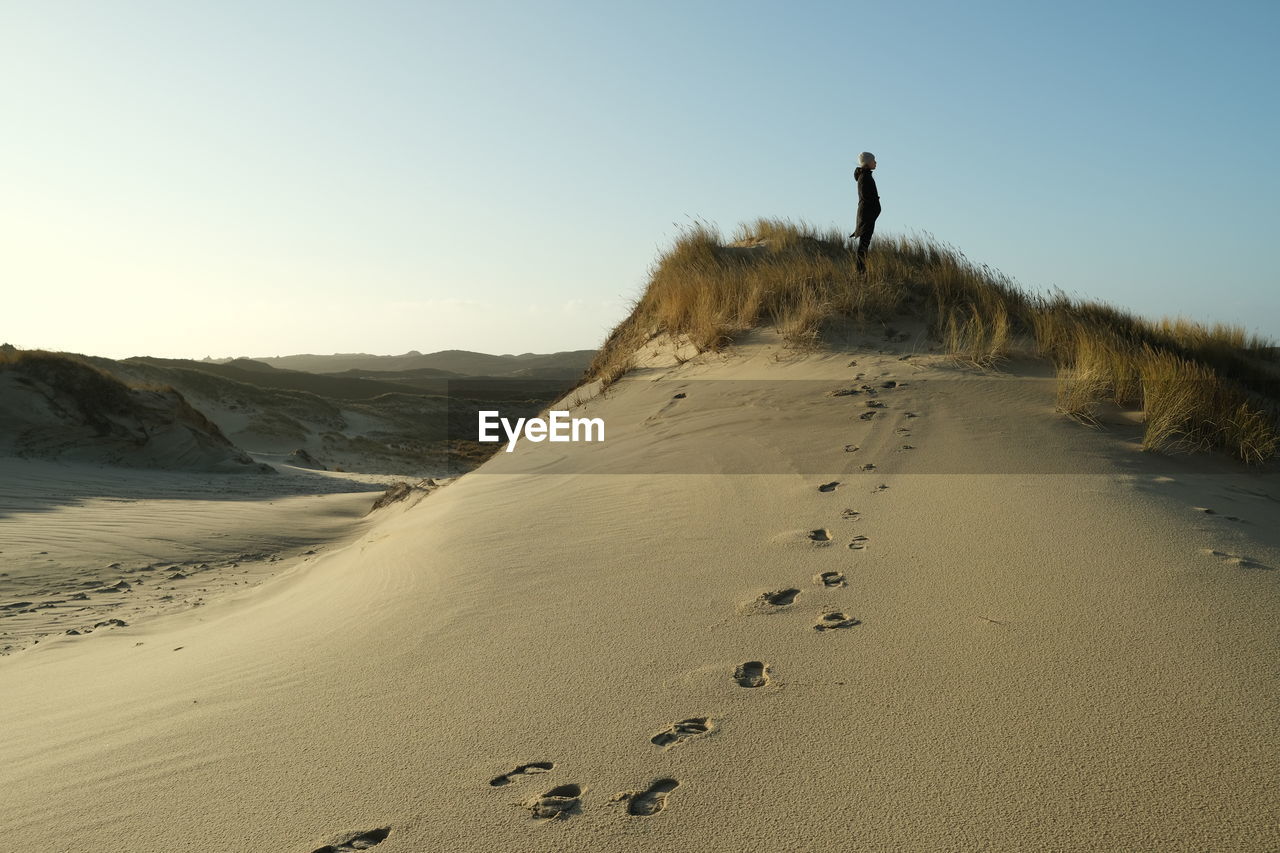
[585,219,1277,463]
[586,220,909,385]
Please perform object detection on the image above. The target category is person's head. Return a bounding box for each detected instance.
[857,151,877,170]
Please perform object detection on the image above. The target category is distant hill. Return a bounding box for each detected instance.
[117,356,574,404]
[326,366,465,380]
[245,349,596,378]
[124,356,432,402]
[0,349,262,472]
[0,345,591,476]
[87,352,581,476]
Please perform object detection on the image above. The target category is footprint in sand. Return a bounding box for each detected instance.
[816,571,847,587]
[761,588,800,606]
[865,401,886,409]
[1193,507,1242,522]
[623,779,680,816]
[647,392,688,422]
[848,536,869,550]
[734,661,770,688]
[1205,549,1273,570]
[808,529,832,544]
[872,484,889,494]
[894,427,911,436]
[860,463,876,472]
[904,412,919,419]
[844,444,860,453]
[651,718,713,748]
[881,380,898,388]
[859,411,877,420]
[310,827,390,852]
[818,481,840,492]
[840,509,861,521]
[898,445,915,451]
[814,611,861,631]
[527,784,584,820]
[490,762,555,787]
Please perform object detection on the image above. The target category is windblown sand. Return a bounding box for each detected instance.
[2,329,1277,852]
[0,460,412,654]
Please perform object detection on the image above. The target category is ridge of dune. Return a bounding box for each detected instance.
[0,351,262,473]
[2,325,1277,851]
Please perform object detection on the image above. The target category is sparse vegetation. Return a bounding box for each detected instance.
[1,348,138,434]
[0,347,251,465]
[97,354,566,474]
[586,219,1277,464]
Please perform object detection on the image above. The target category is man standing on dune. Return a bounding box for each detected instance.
[851,151,881,273]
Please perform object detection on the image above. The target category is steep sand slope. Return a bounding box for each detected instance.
[2,330,1277,852]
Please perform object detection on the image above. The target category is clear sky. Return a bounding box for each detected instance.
[4,0,1277,360]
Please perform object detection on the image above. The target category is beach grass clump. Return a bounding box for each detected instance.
[1031,305,1277,462]
[584,219,1277,464]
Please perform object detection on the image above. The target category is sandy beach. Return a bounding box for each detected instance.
[2,328,1277,851]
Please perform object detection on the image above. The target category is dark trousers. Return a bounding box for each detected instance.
[854,221,875,273]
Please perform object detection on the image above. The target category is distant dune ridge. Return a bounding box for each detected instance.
[0,346,593,476]
[0,348,260,472]
[239,348,596,377]
[1,225,1278,851]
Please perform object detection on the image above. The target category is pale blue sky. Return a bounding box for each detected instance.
[4,0,1277,360]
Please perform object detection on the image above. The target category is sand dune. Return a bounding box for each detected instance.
[0,459,425,656]
[92,351,579,476]
[0,353,260,472]
[2,329,1277,851]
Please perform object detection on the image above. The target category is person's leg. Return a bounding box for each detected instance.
[856,221,876,273]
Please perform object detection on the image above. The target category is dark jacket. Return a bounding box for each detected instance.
[853,166,881,237]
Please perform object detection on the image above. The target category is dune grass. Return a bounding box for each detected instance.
[585,219,1278,464]
[1,348,141,432]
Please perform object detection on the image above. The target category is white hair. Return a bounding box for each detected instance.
[857,151,876,166]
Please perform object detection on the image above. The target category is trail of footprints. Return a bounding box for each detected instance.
[312,369,930,840]
[479,372,903,829]
[470,361,1278,834]
[467,363,1274,834]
